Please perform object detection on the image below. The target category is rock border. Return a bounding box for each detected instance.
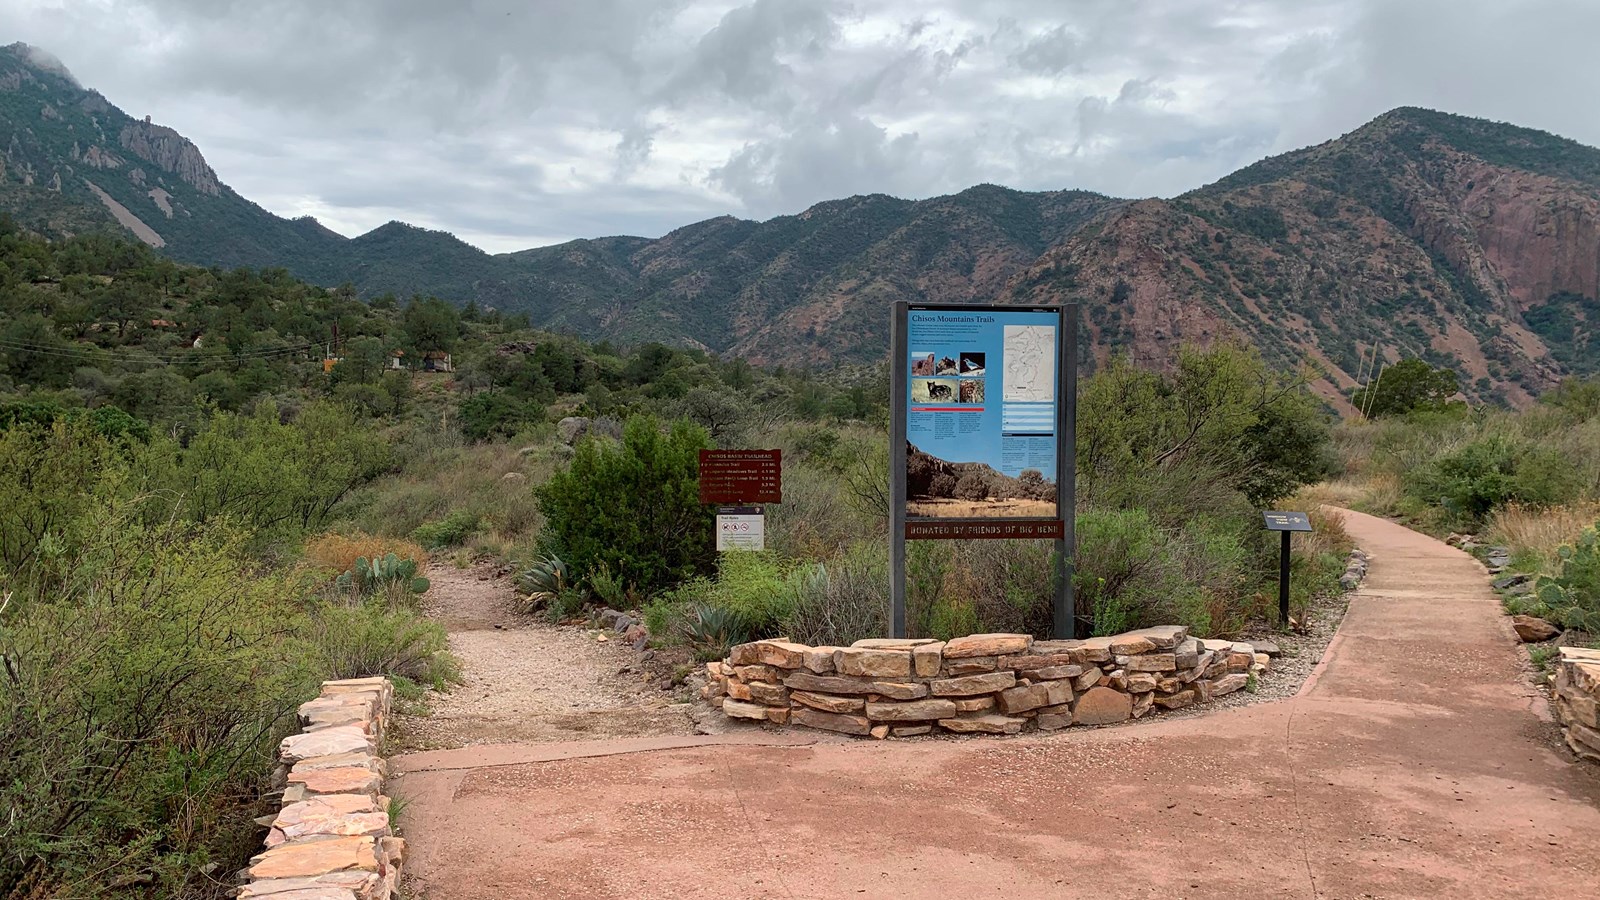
[1554,647,1600,763]
[237,677,405,899]
[703,627,1273,738]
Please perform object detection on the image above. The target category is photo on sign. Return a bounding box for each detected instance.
[911,352,935,376]
[910,378,959,403]
[902,307,1061,521]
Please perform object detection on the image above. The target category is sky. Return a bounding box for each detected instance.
[6,0,1599,253]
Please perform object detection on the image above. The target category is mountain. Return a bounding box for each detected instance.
[4,40,1599,406]
[1007,107,1600,408]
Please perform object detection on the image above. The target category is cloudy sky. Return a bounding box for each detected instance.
[6,0,1598,252]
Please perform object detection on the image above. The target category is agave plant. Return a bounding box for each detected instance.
[676,603,749,660]
[517,554,570,609]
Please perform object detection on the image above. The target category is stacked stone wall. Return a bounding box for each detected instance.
[1554,647,1600,763]
[704,627,1271,737]
[236,677,405,899]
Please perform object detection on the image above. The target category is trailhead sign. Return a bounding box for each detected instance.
[902,306,1064,537]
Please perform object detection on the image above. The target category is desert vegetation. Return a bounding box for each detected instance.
[0,224,1350,896]
[1320,369,1600,650]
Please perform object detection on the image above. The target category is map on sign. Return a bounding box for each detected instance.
[1002,324,1056,402]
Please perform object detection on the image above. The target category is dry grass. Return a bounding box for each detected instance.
[303,531,429,575]
[1484,501,1600,572]
[1288,473,1401,516]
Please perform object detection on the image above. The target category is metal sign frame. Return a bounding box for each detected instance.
[889,301,1080,639]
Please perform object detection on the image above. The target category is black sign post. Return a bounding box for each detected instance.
[1263,511,1313,627]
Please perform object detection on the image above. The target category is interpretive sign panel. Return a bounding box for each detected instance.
[903,306,1062,531]
[698,450,781,504]
[1263,511,1313,532]
[716,506,765,551]
[890,301,1079,638]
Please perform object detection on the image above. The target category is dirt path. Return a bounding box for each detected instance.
[394,563,694,751]
[394,511,1600,899]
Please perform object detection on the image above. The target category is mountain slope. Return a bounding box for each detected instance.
[3,40,1597,406]
[1006,108,1600,408]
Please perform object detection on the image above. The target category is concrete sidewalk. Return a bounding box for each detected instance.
[393,508,1600,899]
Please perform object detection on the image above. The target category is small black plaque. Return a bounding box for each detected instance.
[1262,511,1313,532]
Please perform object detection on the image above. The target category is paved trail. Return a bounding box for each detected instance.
[392,509,1600,899]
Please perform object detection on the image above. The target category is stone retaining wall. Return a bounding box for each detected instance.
[236,677,405,899]
[1554,647,1600,763]
[703,627,1271,737]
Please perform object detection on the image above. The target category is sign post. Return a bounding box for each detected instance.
[890,302,1079,639]
[700,450,781,555]
[1263,511,1313,627]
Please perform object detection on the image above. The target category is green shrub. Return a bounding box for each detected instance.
[534,416,714,596]
[412,510,481,549]
[0,503,314,896]
[780,544,891,646]
[309,602,459,690]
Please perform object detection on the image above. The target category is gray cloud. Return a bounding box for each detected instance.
[3,0,1597,252]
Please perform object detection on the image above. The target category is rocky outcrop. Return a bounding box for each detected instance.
[705,628,1270,737]
[1553,647,1600,763]
[118,120,220,196]
[238,677,405,900]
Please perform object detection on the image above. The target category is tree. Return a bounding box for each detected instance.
[401,297,461,353]
[534,417,714,596]
[1352,358,1459,417]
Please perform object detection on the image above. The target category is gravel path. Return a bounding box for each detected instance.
[393,562,695,751]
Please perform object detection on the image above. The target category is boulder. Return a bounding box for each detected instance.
[997,680,1072,714]
[943,633,1032,658]
[938,714,1025,734]
[721,700,770,721]
[852,638,938,649]
[803,646,840,674]
[834,647,913,678]
[1108,634,1156,655]
[1210,673,1249,697]
[929,672,1017,696]
[754,640,808,669]
[1071,686,1132,725]
[865,698,960,722]
[913,642,945,676]
[1122,654,1177,673]
[556,416,591,444]
[783,672,928,699]
[747,682,789,706]
[1153,688,1197,710]
[790,691,865,714]
[943,657,998,675]
[246,836,379,880]
[791,707,872,736]
[1511,615,1560,643]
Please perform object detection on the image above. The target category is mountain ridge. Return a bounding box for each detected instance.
[3,41,1597,407]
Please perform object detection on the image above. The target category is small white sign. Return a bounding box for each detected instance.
[716,506,765,551]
